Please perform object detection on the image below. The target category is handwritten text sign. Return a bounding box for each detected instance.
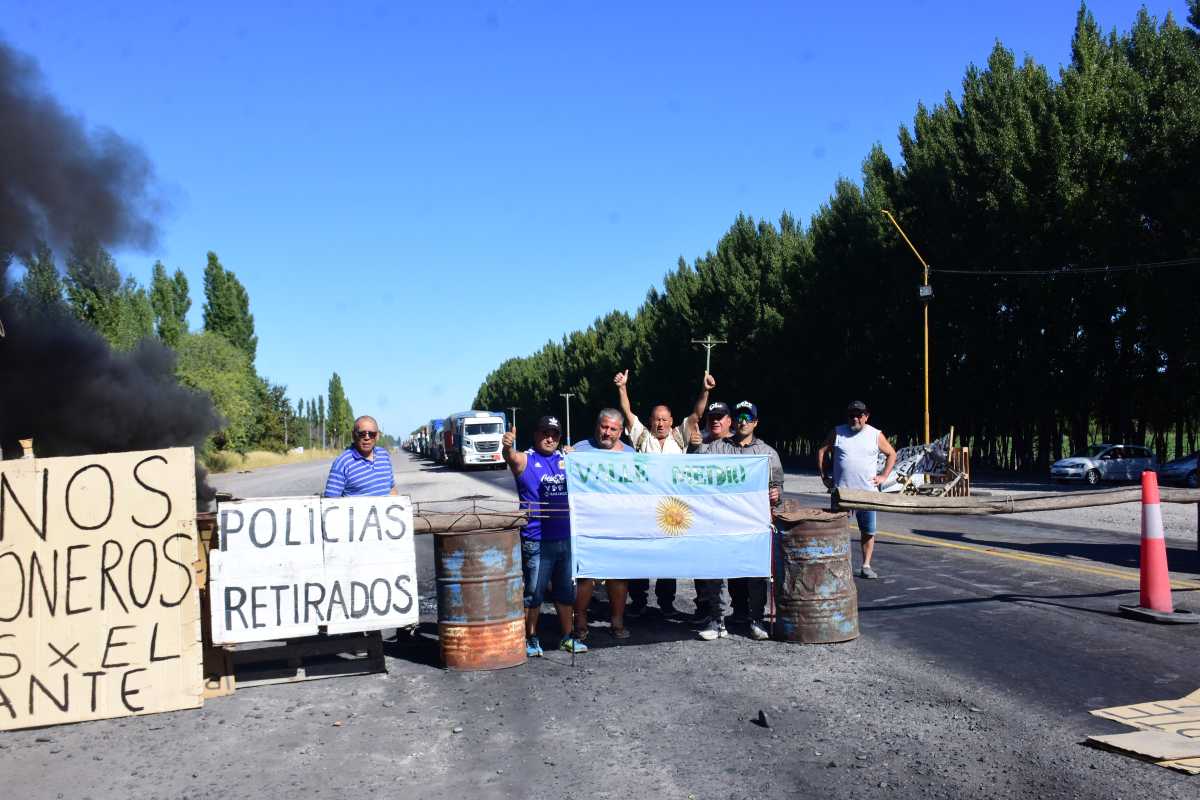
[0,448,202,730]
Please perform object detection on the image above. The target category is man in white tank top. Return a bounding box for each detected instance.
[817,400,897,578]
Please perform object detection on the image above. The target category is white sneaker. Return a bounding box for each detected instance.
[859,565,879,579]
[698,619,727,641]
[749,620,769,641]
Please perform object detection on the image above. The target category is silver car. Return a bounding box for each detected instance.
[1156,452,1199,489]
[1049,444,1157,486]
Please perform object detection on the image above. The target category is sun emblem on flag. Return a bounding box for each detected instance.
[655,496,693,536]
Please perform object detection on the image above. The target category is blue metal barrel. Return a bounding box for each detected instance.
[433,528,526,670]
[773,507,859,643]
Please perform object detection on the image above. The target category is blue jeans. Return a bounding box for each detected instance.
[522,537,575,607]
[852,509,877,536]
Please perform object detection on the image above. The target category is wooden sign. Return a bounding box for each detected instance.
[208,496,418,644]
[0,448,203,730]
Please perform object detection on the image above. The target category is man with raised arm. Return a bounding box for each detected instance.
[690,400,784,641]
[614,369,714,617]
[503,415,587,657]
[817,400,897,579]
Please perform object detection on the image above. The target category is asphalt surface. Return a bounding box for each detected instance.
[3,453,1196,799]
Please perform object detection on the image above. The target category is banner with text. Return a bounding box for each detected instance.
[208,495,418,644]
[567,452,771,579]
[0,447,202,731]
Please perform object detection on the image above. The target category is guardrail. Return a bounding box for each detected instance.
[835,485,1200,550]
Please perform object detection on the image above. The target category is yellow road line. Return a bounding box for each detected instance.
[876,529,1200,590]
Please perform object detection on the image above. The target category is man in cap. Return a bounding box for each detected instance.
[503,415,587,656]
[691,400,784,640]
[818,400,897,579]
[614,369,715,617]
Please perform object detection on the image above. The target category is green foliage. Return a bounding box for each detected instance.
[202,251,258,364]
[150,261,190,348]
[476,5,1200,467]
[15,242,67,314]
[326,373,355,449]
[175,331,258,453]
[64,239,154,350]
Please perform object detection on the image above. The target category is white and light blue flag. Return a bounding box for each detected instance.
[566,451,771,579]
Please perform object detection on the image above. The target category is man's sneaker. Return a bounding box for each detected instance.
[659,603,684,620]
[525,636,544,658]
[748,620,770,641]
[858,565,879,579]
[559,635,589,654]
[698,618,728,641]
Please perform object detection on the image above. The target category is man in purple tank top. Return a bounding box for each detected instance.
[503,415,588,657]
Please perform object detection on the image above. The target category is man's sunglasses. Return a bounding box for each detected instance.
[354,430,379,439]
[736,413,755,423]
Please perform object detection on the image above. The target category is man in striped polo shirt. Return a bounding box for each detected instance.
[323,415,399,497]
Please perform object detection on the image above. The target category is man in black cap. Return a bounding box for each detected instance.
[818,400,896,579]
[689,400,784,640]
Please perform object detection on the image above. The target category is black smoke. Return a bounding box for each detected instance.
[0,38,160,281]
[0,39,220,504]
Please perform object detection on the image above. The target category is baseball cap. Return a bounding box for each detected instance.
[536,415,562,432]
[734,401,758,420]
[706,401,732,419]
[846,400,869,414]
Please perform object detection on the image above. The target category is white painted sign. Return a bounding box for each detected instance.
[208,496,417,644]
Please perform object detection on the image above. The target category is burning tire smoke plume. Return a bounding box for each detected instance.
[0,39,221,502]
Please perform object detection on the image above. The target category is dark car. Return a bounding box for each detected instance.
[1156,452,1199,489]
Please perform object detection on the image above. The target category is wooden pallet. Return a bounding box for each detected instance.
[227,632,386,688]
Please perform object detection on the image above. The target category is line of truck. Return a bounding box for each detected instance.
[406,410,508,470]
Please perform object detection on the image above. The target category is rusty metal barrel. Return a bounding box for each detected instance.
[433,528,526,670]
[772,505,859,643]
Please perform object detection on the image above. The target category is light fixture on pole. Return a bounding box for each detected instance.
[691,334,727,376]
[881,209,933,443]
[560,393,575,446]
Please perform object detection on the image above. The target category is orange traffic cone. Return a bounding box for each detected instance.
[1118,471,1197,623]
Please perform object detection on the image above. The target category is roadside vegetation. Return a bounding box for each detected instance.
[475,4,1200,472]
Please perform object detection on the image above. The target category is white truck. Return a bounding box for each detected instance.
[445,410,507,469]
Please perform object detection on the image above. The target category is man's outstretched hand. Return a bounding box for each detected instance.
[614,369,629,388]
[703,372,716,390]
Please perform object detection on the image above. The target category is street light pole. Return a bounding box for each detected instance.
[560,393,575,446]
[881,209,933,443]
[691,334,727,376]
[508,407,519,433]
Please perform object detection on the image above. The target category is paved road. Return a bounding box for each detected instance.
[6,453,1195,800]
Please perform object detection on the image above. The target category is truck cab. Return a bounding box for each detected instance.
[447,411,507,468]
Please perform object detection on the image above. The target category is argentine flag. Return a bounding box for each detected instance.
[566,451,772,579]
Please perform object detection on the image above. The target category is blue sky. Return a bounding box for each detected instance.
[2,1,1190,436]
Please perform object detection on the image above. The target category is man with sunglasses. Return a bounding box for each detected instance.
[322,415,398,497]
[503,415,587,657]
[690,401,784,640]
[817,400,897,579]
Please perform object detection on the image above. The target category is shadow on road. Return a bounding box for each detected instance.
[907,527,1200,575]
[859,586,1141,618]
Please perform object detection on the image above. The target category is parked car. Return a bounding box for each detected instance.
[1049,443,1157,486]
[1156,452,1199,489]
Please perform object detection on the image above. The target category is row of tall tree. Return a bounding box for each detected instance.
[475,5,1200,471]
[8,242,358,456]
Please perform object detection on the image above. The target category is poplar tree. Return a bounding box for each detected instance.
[202,251,258,364]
